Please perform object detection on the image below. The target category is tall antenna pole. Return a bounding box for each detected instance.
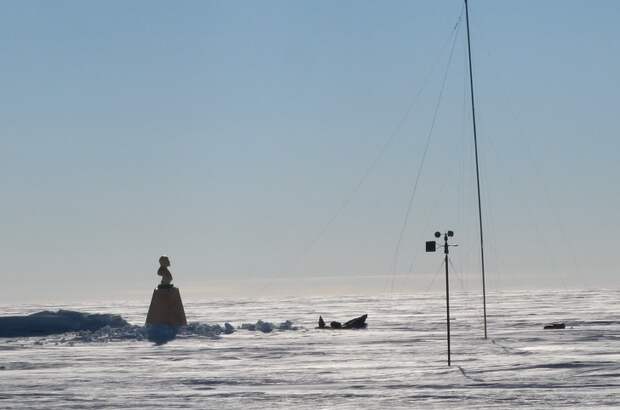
[465,0,488,339]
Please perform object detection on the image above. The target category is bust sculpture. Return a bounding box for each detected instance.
[146,254,187,327]
[157,255,173,289]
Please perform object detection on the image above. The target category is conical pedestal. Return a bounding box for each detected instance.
[145,287,187,327]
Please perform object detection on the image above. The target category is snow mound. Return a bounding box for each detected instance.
[182,322,236,336]
[240,320,298,333]
[0,310,300,344]
[0,310,129,338]
[65,322,234,344]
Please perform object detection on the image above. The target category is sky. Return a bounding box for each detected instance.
[1,1,619,303]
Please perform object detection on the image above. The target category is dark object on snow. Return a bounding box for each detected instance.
[544,322,566,330]
[317,314,367,329]
[330,321,342,329]
[342,314,368,329]
[0,310,129,338]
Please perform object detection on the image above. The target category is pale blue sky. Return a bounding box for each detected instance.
[1,1,619,302]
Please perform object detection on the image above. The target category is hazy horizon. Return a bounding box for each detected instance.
[4,271,616,305]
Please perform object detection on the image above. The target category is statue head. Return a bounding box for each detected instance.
[159,255,171,267]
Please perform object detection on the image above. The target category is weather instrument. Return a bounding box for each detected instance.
[426,230,457,366]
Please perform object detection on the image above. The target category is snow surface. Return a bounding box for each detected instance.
[0,289,618,409]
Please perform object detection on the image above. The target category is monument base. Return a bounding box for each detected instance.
[145,287,187,327]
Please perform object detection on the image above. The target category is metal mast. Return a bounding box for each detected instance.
[465,0,488,339]
[442,232,453,366]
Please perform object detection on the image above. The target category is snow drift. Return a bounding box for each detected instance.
[0,310,128,337]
